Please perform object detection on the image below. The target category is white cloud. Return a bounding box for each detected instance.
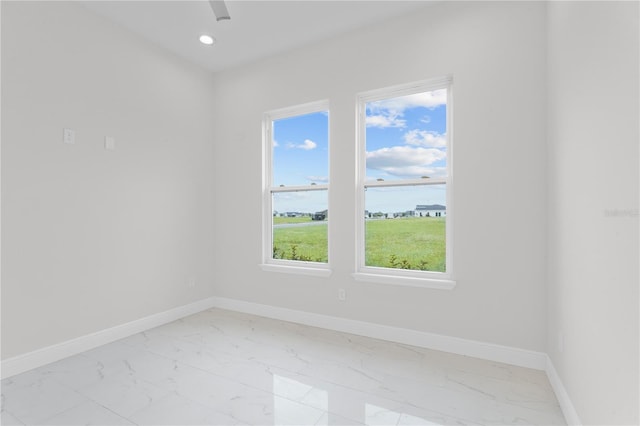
[301,139,317,150]
[403,130,447,148]
[306,175,329,183]
[273,139,279,147]
[366,146,446,178]
[365,89,446,129]
[286,139,317,150]
[366,114,406,129]
[369,89,447,112]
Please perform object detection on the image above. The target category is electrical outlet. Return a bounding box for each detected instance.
[338,288,346,301]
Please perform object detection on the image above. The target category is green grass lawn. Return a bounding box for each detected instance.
[273,222,328,262]
[273,216,313,225]
[365,217,445,272]
[272,217,445,272]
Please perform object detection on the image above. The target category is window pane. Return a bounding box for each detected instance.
[365,185,446,272]
[273,111,329,187]
[365,89,447,182]
[272,190,328,263]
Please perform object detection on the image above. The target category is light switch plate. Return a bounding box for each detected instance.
[63,128,75,145]
[105,136,115,151]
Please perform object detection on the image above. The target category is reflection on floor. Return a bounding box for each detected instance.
[1,308,566,425]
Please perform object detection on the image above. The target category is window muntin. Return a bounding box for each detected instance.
[263,101,330,267]
[357,78,452,280]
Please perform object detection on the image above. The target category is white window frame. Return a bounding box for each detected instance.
[353,77,455,289]
[261,100,332,277]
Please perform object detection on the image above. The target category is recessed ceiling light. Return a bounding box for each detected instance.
[199,35,215,45]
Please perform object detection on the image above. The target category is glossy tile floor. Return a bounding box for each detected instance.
[1,308,565,425]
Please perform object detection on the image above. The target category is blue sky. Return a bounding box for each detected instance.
[272,111,329,214]
[273,111,329,187]
[272,89,447,213]
[364,89,447,213]
[365,89,447,181]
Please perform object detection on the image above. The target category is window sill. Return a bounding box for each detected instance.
[352,272,456,290]
[260,263,333,277]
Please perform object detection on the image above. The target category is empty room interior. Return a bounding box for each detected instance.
[1,1,638,425]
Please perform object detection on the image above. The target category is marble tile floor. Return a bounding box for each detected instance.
[1,308,566,425]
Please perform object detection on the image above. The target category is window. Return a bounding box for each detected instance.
[262,101,331,276]
[354,77,454,288]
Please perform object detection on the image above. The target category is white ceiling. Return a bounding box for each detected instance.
[80,1,434,72]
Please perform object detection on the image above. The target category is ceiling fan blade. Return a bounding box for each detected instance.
[209,0,231,21]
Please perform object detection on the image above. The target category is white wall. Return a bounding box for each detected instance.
[547,2,639,424]
[7,5,636,422]
[211,1,548,352]
[1,2,216,359]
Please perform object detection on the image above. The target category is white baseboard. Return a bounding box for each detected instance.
[1,297,219,379]
[545,355,582,426]
[209,296,548,371]
[3,294,573,422]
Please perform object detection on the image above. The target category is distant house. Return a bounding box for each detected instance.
[391,211,412,218]
[312,209,328,221]
[409,204,446,217]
